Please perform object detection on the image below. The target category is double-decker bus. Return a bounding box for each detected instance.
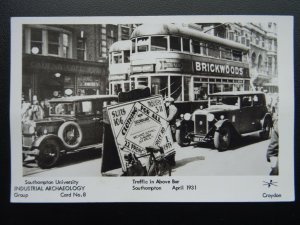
[129,23,251,114]
[108,40,131,95]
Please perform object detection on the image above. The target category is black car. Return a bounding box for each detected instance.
[22,95,118,168]
[175,91,273,151]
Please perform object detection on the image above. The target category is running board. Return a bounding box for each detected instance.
[61,143,103,153]
[241,130,263,137]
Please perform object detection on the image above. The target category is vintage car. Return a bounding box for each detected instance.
[175,91,273,151]
[22,95,118,168]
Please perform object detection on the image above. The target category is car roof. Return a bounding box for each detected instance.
[209,91,265,96]
[49,95,118,103]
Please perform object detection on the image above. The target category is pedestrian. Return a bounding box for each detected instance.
[40,99,50,118]
[31,99,44,120]
[266,116,279,175]
[165,97,178,137]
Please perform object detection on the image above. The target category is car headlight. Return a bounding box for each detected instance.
[207,113,215,122]
[184,113,191,121]
[28,125,35,134]
[220,115,225,120]
[180,114,184,119]
[43,128,48,135]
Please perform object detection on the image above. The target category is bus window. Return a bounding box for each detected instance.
[200,42,208,55]
[151,36,168,51]
[209,83,222,94]
[170,36,181,51]
[124,50,130,63]
[194,83,208,100]
[137,37,149,52]
[137,77,148,87]
[182,38,190,52]
[223,83,233,92]
[220,47,232,60]
[131,39,136,53]
[191,40,200,54]
[233,50,242,62]
[207,43,220,58]
[184,77,192,101]
[113,52,122,64]
[151,76,168,98]
[124,82,130,92]
[130,77,135,90]
[170,76,182,101]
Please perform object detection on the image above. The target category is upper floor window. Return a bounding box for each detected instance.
[170,36,181,51]
[151,36,168,51]
[77,37,86,60]
[137,37,149,52]
[26,26,71,58]
[124,50,130,63]
[182,38,190,52]
[30,28,43,54]
[191,40,200,54]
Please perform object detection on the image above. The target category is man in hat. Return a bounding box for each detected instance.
[165,97,178,138]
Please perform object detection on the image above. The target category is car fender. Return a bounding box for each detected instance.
[213,119,239,137]
[260,113,273,127]
[214,119,230,131]
[32,134,63,149]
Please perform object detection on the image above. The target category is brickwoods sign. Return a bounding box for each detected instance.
[194,61,249,78]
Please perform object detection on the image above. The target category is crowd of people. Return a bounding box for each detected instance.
[21,96,50,121]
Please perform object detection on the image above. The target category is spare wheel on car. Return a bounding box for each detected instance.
[58,121,83,149]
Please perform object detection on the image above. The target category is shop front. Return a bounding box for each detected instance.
[22,54,108,102]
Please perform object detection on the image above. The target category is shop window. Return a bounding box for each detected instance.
[182,38,190,52]
[191,40,200,54]
[48,30,60,55]
[170,36,181,51]
[151,36,168,51]
[200,42,208,55]
[77,37,86,60]
[124,50,130,63]
[223,84,233,92]
[62,34,69,58]
[30,28,43,54]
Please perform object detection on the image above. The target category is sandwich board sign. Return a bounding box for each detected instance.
[106,95,175,171]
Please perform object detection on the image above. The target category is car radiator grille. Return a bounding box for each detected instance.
[195,114,207,136]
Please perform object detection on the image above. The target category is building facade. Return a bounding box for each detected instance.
[194,22,278,92]
[22,24,136,102]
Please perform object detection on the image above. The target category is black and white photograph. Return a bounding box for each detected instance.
[10,16,294,202]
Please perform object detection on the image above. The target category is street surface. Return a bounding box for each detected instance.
[23,134,271,177]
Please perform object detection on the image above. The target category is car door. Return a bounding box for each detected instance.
[238,95,256,133]
[93,99,105,144]
[76,100,96,146]
[252,94,267,130]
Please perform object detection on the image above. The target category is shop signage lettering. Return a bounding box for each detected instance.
[107,96,175,170]
[29,61,103,75]
[194,61,245,76]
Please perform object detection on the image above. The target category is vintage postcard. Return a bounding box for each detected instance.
[10,16,294,202]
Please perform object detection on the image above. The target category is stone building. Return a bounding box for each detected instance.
[22,24,135,102]
[194,22,278,92]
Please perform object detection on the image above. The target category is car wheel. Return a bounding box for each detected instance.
[175,128,191,147]
[36,139,60,169]
[260,118,272,140]
[214,125,231,151]
[58,121,83,149]
[148,160,171,176]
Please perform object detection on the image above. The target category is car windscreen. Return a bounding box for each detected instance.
[209,96,239,107]
[49,102,75,116]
